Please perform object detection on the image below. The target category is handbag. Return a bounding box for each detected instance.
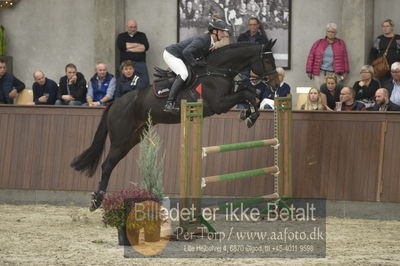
[371,37,394,78]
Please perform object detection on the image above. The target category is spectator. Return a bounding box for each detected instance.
[116,19,150,86]
[0,59,25,104]
[352,65,380,108]
[300,87,327,110]
[114,60,147,99]
[370,19,400,84]
[56,63,87,106]
[258,68,290,109]
[237,17,268,79]
[86,63,116,107]
[335,87,366,111]
[320,75,343,110]
[306,23,349,88]
[382,62,400,106]
[237,17,268,44]
[32,71,58,105]
[237,71,268,109]
[369,88,400,111]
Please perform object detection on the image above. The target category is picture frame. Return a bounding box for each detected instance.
[177,0,291,69]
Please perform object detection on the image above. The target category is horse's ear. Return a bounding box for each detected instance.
[264,38,277,50]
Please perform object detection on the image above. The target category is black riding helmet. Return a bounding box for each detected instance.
[208,19,230,32]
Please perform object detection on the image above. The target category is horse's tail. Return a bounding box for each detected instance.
[70,109,109,177]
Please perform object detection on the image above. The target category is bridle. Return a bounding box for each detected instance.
[250,44,278,82]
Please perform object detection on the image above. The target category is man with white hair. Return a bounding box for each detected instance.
[117,19,150,86]
[383,62,400,106]
[86,63,116,107]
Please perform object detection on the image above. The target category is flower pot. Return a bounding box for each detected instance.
[144,223,161,242]
[118,225,140,246]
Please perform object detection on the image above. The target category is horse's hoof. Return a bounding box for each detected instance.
[89,191,105,212]
[240,110,247,120]
[245,117,254,128]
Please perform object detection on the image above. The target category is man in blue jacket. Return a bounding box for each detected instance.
[86,63,116,107]
[162,19,230,112]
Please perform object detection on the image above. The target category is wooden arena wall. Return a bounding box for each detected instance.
[0,105,399,202]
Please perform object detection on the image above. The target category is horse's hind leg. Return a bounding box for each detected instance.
[90,124,146,211]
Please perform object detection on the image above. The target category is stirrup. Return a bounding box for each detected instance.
[164,101,180,113]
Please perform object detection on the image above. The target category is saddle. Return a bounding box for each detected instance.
[152,66,195,98]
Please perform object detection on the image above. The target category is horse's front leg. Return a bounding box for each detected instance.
[243,97,260,128]
[211,90,260,128]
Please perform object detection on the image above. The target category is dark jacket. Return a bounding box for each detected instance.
[339,101,366,111]
[370,101,400,111]
[353,79,380,101]
[382,78,398,96]
[165,33,212,66]
[115,74,146,98]
[370,34,400,67]
[117,31,149,63]
[0,72,20,104]
[32,78,58,105]
[57,72,87,103]
[237,30,268,44]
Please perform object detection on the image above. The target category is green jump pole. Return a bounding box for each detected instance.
[204,166,279,184]
[202,138,278,157]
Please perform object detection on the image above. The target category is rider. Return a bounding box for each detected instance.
[163,19,230,112]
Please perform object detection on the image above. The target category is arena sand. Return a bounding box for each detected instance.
[0,204,399,265]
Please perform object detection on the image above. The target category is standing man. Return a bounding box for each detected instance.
[237,17,268,44]
[32,71,58,105]
[0,59,25,104]
[56,63,87,105]
[86,63,116,107]
[117,19,150,86]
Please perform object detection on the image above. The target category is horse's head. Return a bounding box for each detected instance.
[250,39,279,88]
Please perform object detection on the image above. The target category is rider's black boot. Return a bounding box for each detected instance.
[164,75,185,113]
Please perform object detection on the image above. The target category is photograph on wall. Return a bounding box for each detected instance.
[178,0,291,68]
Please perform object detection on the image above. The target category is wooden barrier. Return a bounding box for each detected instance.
[179,97,292,232]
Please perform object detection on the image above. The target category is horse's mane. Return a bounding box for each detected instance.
[210,42,262,56]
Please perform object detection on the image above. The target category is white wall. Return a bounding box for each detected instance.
[0,0,95,86]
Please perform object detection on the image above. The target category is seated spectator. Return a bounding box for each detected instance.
[352,65,380,108]
[56,63,87,106]
[0,58,25,104]
[114,60,147,99]
[32,71,58,105]
[369,88,400,111]
[335,87,366,111]
[259,67,290,109]
[382,62,400,106]
[300,87,327,110]
[86,63,116,107]
[320,75,343,110]
[236,71,267,109]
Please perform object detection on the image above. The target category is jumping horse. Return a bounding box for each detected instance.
[71,40,279,211]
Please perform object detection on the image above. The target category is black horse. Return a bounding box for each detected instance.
[71,41,279,211]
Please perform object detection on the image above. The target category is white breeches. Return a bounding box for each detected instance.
[163,50,189,81]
